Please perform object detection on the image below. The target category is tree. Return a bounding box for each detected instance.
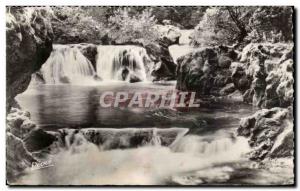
[191,6,293,46]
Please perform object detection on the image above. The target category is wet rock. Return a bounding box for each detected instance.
[145,42,177,81]
[7,108,37,139]
[30,71,46,85]
[151,61,176,81]
[238,107,293,160]
[93,74,102,81]
[6,132,37,183]
[129,74,142,83]
[24,129,56,152]
[176,48,218,95]
[6,7,53,111]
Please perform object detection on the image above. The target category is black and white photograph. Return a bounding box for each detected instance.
[4,4,295,187]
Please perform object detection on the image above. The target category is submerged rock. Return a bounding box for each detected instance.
[238,107,294,160]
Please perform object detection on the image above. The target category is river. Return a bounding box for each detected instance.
[15,81,293,185]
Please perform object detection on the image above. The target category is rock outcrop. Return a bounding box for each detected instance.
[6,7,53,111]
[231,43,294,108]
[6,107,56,183]
[6,132,37,182]
[145,42,177,80]
[238,107,293,160]
[6,108,37,182]
[176,46,237,96]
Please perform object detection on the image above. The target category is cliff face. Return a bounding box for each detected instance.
[6,7,54,183]
[6,7,54,111]
[234,43,294,159]
[232,43,294,108]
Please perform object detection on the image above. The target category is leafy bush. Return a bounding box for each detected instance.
[107,7,159,44]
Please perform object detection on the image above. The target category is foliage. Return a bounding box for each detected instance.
[151,7,208,29]
[51,7,106,43]
[107,7,159,44]
[248,7,293,42]
[191,6,293,46]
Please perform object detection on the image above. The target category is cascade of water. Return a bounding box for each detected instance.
[40,45,97,85]
[171,135,250,157]
[96,45,151,82]
[49,128,189,151]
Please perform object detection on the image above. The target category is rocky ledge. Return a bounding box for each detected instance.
[6,7,54,183]
[238,107,293,160]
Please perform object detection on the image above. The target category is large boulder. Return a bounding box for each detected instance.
[176,48,218,94]
[231,43,294,108]
[145,42,177,80]
[143,25,181,81]
[238,107,293,160]
[6,7,53,111]
[175,46,237,96]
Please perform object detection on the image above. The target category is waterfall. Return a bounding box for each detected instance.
[49,127,189,151]
[168,30,194,63]
[96,45,150,82]
[40,45,97,85]
[171,135,250,157]
[21,129,250,185]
